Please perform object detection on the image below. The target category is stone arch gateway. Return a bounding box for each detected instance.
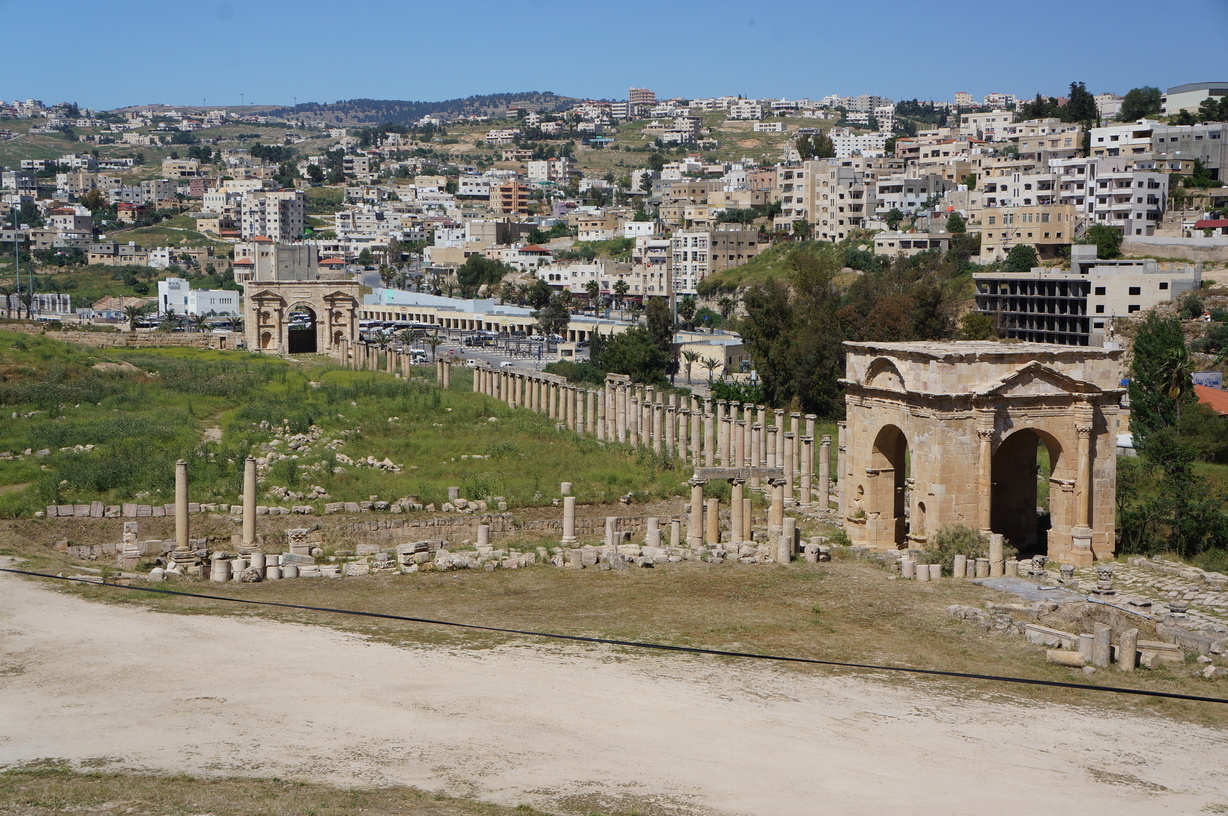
[243,280,361,356]
[840,342,1124,565]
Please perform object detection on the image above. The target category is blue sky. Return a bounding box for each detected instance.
[5,0,1226,110]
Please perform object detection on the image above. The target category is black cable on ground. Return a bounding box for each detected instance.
[4,566,1227,706]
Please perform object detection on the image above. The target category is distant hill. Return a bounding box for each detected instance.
[267,92,581,126]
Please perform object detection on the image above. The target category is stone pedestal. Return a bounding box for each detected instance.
[646,517,661,548]
[669,520,681,548]
[1091,623,1112,668]
[953,554,967,578]
[989,533,1005,577]
[777,517,796,564]
[1118,627,1138,672]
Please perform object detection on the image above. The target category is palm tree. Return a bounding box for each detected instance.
[701,357,721,384]
[123,303,149,332]
[718,296,736,319]
[584,279,600,312]
[613,279,629,312]
[425,333,444,362]
[158,308,179,332]
[17,290,34,320]
[190,313,209,333]
[681,350,700,384]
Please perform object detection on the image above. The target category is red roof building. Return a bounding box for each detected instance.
[1195,384,1228,417]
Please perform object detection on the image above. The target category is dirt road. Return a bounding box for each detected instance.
[1,568,1225,815]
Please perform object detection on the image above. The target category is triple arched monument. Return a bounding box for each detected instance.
[840,341,1124,565]
[243,280,361,355]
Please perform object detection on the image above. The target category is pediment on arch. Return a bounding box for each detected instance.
[247,289,286,303]
[863,357,907,391]
[322,290,358,303]
[975,361,1103,398]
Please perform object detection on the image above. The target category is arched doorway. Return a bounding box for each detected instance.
[868,424,909,548]
[287,305,317,353]
[991,428,1062,556]
[260,331,273,350]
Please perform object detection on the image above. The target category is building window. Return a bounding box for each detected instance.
[1128,286,1141,295]
[1095,305,1105,313]
[1128,304,1141,313]
[1159,282,1168,290]
[1095,287,1106,295]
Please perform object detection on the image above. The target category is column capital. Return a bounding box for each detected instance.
[688,478,708,488]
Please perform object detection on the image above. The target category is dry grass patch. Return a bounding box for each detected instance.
[0,761,555,816]
[17,547,1228,730]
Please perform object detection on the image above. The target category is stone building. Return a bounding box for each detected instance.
[840,341,1123,564]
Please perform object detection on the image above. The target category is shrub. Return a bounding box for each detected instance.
[919,525,988,576]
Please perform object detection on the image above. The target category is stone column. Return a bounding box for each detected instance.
[836,421,848,519]
[783,433,796,505]
[561,495,577,546]
[729,479,745,546]
[735,420,747,469]
[977,424,994,533]
[705,497,720,546]
[800,436,813,509]
[1118,628,1138,672]
[477,524,490,549]
[690,409,702,465]
[645,517,661,547]
[597,386,608,439]
[473,365,482,393]
[743,497,753,542]
[242,455,258,549]
[1075,414,1093,529]
[669,520,681,549]
[778,517,796,564]
[989,533,1005,577]
[819,435,832,513]
[587,389,597,435]
[617,384,628,443]
[1091,622,1112,668]
[805,414,816,443]
[703,412,715,467]
[768,479,785,541]
[174,459,189,552]
[665,405,676,456]
[789,412,802,473]
[774,410,786,472]
[688,479,706,548]
[654,403,665,454]
[766,425,778,469]
[746,422,756,481]
[719,416,732,466]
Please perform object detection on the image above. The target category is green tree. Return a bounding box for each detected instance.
[533,293,571,338]
[598,326,673,384]
[884,208,905,230]
[1080,224,1122,259]
[1117,86,1162,121]
[1061,81,1098,125]
[945,211,966,234]
[1129,312,1195,449]
[957,311,996,340]
[700,356,722,383]
[676,295,697,329]
[527,277,552,309]
[1003,244,1038,272]
[612,278,629,310]
[123,302,150,331]
[681,349,700,384]
[425,334,444,362]
[456,255,506,299]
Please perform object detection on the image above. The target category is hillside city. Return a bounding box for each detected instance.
[4,77,1228,815]
[0,82,1225,345]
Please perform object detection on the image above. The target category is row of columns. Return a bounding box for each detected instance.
[173,455,263,557]
[472,368,836,511]
[336,340,456,386]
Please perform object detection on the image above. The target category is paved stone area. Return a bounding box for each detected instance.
[972,577,1084,603]
[1074,561,1228,632]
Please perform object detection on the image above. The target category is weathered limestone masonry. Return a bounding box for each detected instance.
[841,341,1123,563]
[244,279,361,356]
[3,324,230,349]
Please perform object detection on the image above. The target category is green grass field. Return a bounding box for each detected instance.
[0,333,692,517]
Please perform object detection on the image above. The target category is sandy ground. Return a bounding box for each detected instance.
[1,567,1227,816]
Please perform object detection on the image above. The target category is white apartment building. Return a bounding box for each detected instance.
[874,173,950,222]
[829,128,891,158]
[1051,156,1168,236]
[156,277,240,316]
[727,100,765,120]
[669,226,761,295]
[960,110,1017,141]
[240,189,306,242]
